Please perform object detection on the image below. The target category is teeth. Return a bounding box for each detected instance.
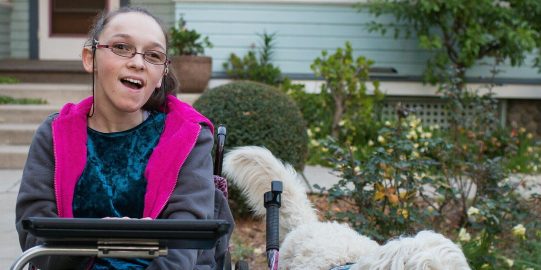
[124,78,142,86]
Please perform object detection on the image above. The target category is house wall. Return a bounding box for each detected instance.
[9,0,29,59]
[174,1,423,76]
[130,0,175,28]
[173,1,540,81]
[173,1,541,136]
[0,2,11,59]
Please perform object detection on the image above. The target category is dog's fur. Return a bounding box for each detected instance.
[223,146,471,270]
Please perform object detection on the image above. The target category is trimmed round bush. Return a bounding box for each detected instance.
[193,81,308,217]
[194,81,308,170]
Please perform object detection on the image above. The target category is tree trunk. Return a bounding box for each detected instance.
[331,94,345,138]
[456,65,466,91]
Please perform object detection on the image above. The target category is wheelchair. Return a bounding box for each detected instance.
[11,125,282,270]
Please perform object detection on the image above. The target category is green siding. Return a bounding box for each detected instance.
[130,0,175,27]
[10,0,28,59]
[174,2,539,80]
[174,3,413,75]
[0,3,10,59]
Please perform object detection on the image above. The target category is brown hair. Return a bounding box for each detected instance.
[87,6,178,113]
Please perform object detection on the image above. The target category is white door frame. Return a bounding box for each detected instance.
[38,0,120,60]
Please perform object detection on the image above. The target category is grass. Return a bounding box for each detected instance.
[0,76,47,104]
[0,95,47,105]
[0,76,19,84]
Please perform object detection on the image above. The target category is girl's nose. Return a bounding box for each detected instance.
[127,53,146,70]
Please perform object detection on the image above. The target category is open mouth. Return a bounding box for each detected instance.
[120,77,144,90]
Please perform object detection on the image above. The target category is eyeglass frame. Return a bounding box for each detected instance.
[92,40,171,66]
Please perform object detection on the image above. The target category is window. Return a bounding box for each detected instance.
[50,0,107,35]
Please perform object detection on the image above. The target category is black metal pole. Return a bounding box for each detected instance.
[264,181,282,270]
[214,125,226,176]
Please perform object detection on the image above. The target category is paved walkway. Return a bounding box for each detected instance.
[0,170,25,269]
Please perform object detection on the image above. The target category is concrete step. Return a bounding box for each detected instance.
[0,145,28,169]
[0,83,90,105]
[0,95,199,125]
[0,124,38,145]
[0,83,201,106]
[0,59,90,84]
[0,89,201,169]
[177,93,201,105]
[0,105,58,124]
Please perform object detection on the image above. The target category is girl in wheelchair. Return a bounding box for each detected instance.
[15,6,227,270]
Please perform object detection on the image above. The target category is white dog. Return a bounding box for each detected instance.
[223,146,471,270]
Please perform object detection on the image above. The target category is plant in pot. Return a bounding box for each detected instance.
[169,17,213,93]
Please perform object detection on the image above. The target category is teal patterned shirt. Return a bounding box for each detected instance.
[73,112,165,269]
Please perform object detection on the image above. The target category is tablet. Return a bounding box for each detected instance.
[22,217,231,249]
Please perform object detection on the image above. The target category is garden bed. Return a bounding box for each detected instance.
[230,191,541,269]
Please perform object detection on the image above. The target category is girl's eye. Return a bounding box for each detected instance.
[147,52,160,59]
[145,51,166,63]
[112,43,133,52]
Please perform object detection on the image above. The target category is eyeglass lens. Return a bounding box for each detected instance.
[110,43,167,65]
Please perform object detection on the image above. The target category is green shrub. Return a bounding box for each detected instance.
[169,16,212,56]
[503,128,541,173]
[222,32,283,86]
[319,113,450,241]
[291,42,383,166]
[320,96,539,267]
[310,42,383,142]
[193,81,308,217]
[194,81,308,169]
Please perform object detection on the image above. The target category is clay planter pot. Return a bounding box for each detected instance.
[170,55,212,93]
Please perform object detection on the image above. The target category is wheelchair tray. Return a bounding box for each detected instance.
[22,217,231,249]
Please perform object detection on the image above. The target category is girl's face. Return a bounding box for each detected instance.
[83,12,167,114]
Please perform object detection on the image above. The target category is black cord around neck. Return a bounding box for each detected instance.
[88,47,96,118]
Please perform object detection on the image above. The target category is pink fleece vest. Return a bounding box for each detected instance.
[52,95,213,218]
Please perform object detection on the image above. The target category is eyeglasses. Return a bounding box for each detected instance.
[94,41,169,65]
